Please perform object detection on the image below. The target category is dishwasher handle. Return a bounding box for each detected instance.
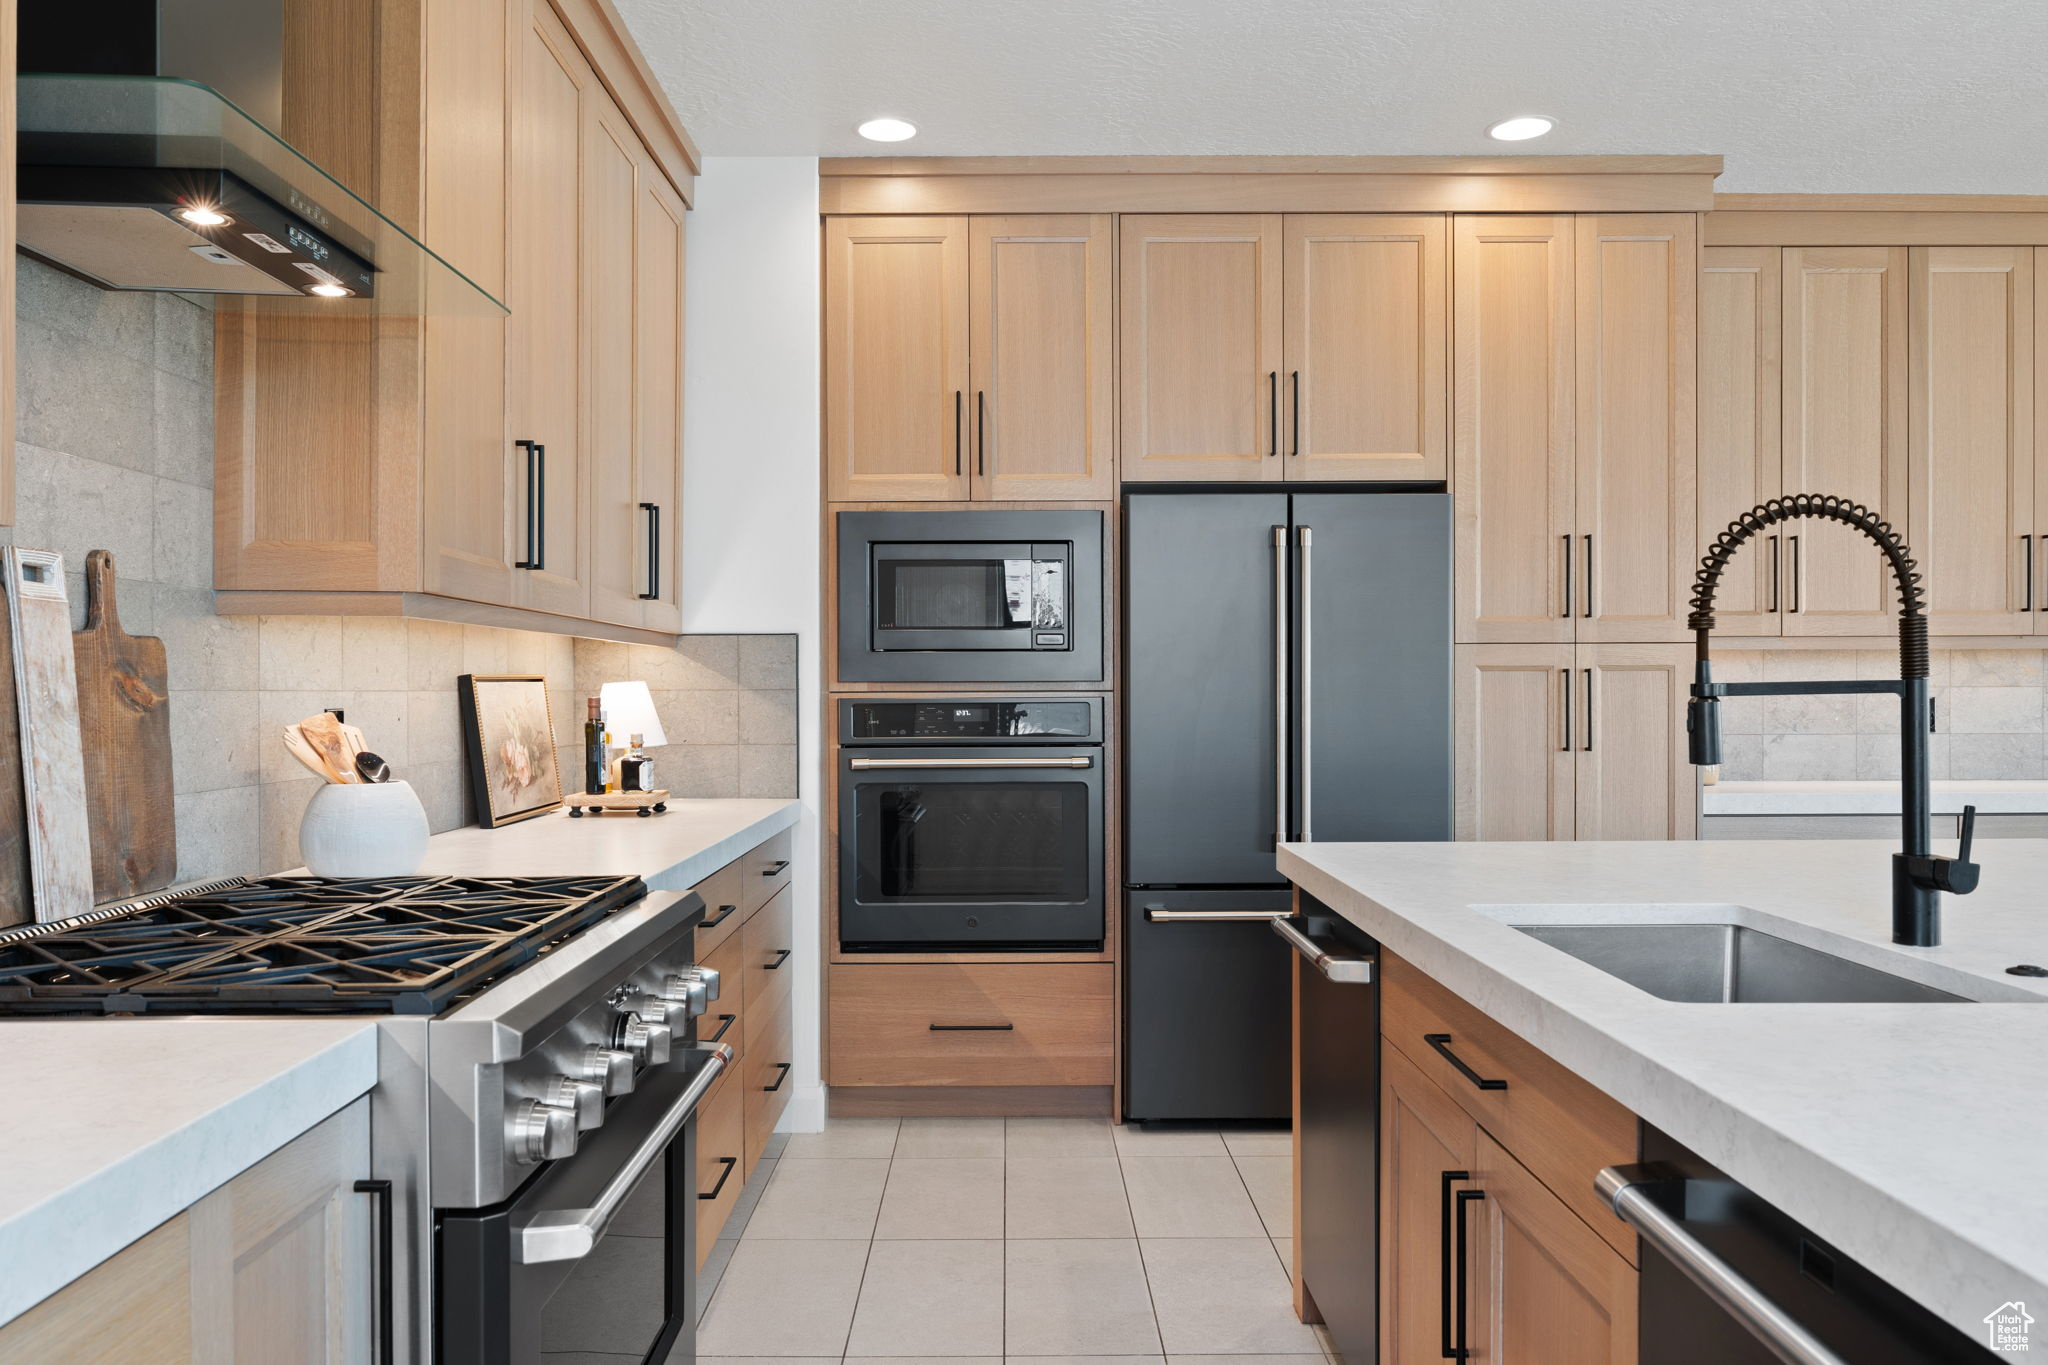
[1596,1165,1849,1365]
[1270,916,1373,984]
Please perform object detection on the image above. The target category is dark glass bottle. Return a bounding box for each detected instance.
[583,697,606,796]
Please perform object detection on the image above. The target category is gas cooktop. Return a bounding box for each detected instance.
[0,874,649,1016]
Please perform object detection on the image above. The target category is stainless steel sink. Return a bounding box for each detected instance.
[1514,923,1967,1003]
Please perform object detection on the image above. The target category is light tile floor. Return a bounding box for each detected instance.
[696,1116,1337,1363]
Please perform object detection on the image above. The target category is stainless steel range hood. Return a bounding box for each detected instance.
[17,74,503,315]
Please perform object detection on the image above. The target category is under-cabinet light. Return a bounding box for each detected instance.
[857,117,917,142]
[1487,116,1556,141]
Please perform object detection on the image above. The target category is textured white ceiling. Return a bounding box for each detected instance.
[613,0,2048,193]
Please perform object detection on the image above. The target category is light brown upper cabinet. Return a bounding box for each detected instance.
[1697,246,1783,636]
[825,214,1113,502]
[1909,246,2035,636]
[1452,216,1577,641]
[1282,215,1448,481]
[631,163,688,632]
[1119,214,1285,481]
[969,216,1116,499]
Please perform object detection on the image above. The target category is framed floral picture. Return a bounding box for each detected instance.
[458,674,564,828]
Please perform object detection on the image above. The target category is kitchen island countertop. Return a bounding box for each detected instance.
[1278,837,2048,1341]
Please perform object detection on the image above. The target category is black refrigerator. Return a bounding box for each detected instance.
[1122,489,1452,1122]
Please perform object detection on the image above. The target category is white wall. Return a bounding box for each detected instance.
[682,156,826,1130]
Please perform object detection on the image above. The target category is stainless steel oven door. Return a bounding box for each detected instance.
[838,746,1105,950]
[436,1046,728,1365]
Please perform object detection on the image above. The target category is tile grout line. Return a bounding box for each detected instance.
[1119,1139,1171,1359]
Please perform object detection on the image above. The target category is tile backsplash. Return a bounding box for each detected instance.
[1714,649,2047,782]
[9,255,796,889]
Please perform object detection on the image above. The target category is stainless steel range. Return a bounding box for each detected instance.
[0,873,726,1365]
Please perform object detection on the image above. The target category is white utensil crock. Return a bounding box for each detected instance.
[299,781,431,877]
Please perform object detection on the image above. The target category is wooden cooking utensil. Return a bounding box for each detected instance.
[296,712,359,783]
[283,724,345,783]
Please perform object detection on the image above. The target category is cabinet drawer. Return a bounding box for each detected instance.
[1382,952,1636,1262]
[693,859,746,956]
[743,882,795,1051]
[828,963,1113,1088]
[694,1067,746,1263]
[745,1005,795,1179]
[698,929,744,1059]
[742,827,794,915]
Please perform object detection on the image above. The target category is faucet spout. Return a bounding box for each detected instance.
[1685,496,1975,947]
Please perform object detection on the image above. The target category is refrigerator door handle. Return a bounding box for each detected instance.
[1297,524,1313,843]
[1273,524,1289,849]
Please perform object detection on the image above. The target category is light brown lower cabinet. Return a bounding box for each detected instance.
[1454,642,1697,842]
[0,1099,374,1364]
[827,962,1114,1089]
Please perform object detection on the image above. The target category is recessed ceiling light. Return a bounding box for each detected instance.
[178,205,231,226]
[1488,116,1555,142]
[857,117,917,143]
[308,282,352,299]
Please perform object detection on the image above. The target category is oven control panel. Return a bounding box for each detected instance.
[842,697,1102,744]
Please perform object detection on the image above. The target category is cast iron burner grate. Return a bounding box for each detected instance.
[0,875,648,1016]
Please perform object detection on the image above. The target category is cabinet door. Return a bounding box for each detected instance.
[1575,215,1698,644]
[1118,214,1284,482]
[824,216,970,501]
[582,96,646,629]
[968,215,1114,500]
[0,1217,194,1363]
[188,1099,374,1362]
[1452,217,1576,642]
[1379,1043,1478,1365]
[1574,644,1697,842]
[1781,247,1909,636]
[1910,246,2036,636]
[1468,1129,1637,1365]
[507,0,593,617]
[1283,214,1447,481]
[1698,246,1785,636]
[634,164,688,632]
[1454,644,1575,841]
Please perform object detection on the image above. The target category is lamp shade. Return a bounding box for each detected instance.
[599,680,668,748]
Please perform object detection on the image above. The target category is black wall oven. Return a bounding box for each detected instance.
[838,698,1105,951]
[836,509,1106,684]
[437,1047,728,1365]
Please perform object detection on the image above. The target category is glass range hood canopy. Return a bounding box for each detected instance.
[16,74,505,315]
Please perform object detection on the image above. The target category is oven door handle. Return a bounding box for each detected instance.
[847,755,1093,770]
[514,1044,732,1265]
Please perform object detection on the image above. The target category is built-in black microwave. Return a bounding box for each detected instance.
[836,509,1105,683]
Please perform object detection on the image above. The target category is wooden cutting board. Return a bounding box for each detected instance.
[71,551,177,903]
[0,575,32,928]
[6,548,94,922]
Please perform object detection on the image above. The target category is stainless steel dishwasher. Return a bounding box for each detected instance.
[1275,893,1379,1362]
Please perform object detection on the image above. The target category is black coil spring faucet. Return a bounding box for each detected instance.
[1687,495,1979,947]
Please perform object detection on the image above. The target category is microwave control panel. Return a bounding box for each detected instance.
[842,698,1101,744]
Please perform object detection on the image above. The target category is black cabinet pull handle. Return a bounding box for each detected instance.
[1455,1188,1485,1360]
[954,390,964,476]
[1560,533,1573,617]
[1425,1033,1508,1091]
[761,860,790,876]
[1582,533,1593,618]
[2038,535,2046,612]
[762,1061,791,1092]
[1290,370,1301,456]
[977,390,987,477]
[1789,533,1802,613]
[763,948,792,971]
[701,902,738,930]
[1267,371,1278,457]
[353,1179,394,1364]
[638,502,660,600]
[1768,534,1781,613]
[1582,667,1593,753]
[929,1022,1014,1031]
[1439,1169,1471,1360]
[703,1012,736,1044]
[514,440,540,569]
[533,443,548,572]
[2024,535,2035,613]
[1559,669,1572,753]
[697,1155,738,1201]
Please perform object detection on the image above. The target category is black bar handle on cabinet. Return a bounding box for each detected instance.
[1268,371,1278,457]
[1440,1170,1471,1360]
[353,1179,394,1364]
[2025,535,2035,613]
[1583,666,1594,753]
[1455,1188,1485,1360]
[1560,669,1572,753]
[930,1022,1015,1032]
[1769,534,1781,613]
[977,390,987,477]
[1582,533,1593,618]
[533,443,547,571]
[638,502,661,600]
[954,391,963,476]
[1290,370,1301,456]
[2038,535,2046,611]
[514,440,540,569]
[1425,1033,1509,1091]
[703,1012,736,1044]
[697,1155,737,1201]
[762,1061,791,1092]
[701,902,739,930]
[761,860,790,876]
[763,948,792,971]
[1789,534,1802,613]
[1561,534,1574,617]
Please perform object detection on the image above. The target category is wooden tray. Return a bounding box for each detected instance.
[566,789,672,818]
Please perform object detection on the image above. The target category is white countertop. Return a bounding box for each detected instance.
[0,1018,377,1327]
[1277,837,2048,1340]
[1703,779,2048,816]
